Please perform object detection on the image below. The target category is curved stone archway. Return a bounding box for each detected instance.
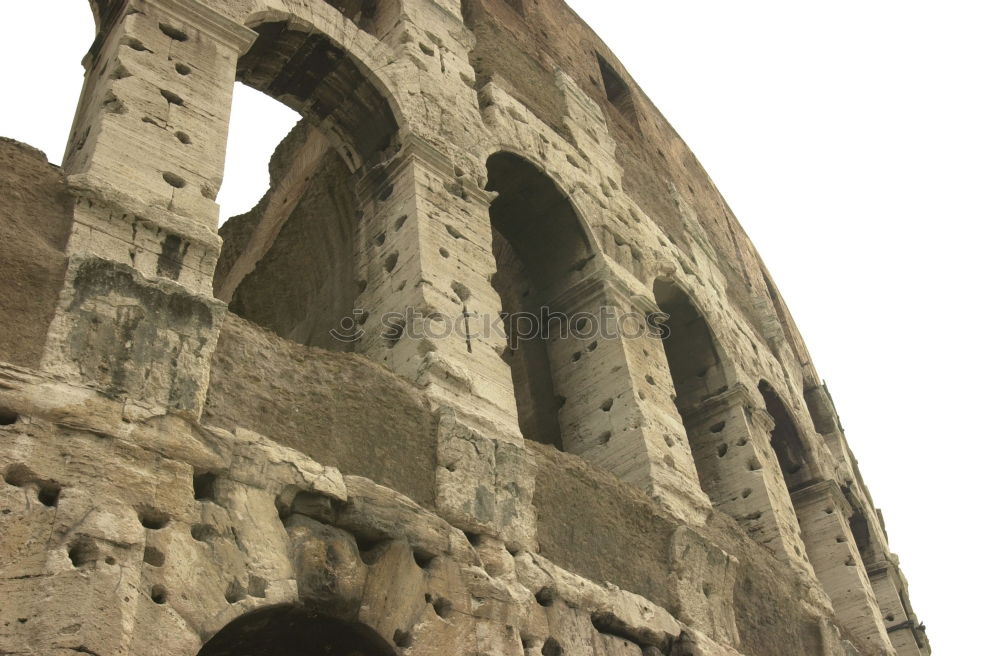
[198,604,395,656]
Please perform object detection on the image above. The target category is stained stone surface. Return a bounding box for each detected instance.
[0,0,929,654]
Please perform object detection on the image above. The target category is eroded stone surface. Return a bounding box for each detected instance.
[0,0,929,654]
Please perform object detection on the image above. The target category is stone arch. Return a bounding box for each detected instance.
[757,380,817,492]
[238,14,401,172]
[197,604,395,656]
[485,151,595,449]
[320,0,402,39]
[214,15,403,351]
[653,277,738,497]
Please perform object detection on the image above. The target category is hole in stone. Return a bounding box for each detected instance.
[736,437,748,447]
[432,597,453,619]
[143,546,166,567]
[193,472,218,501]
[383,319,405,348]
[392,629,413,648]
[355,535,390,566]
[571,352,582,363]
[378,184,394,201]
[439,247,450,258]
[587,341,598,352]
[886,614,896,622]
[384,252,399,273]
[160,89,184,106]
[412,549,435,569]
[747,457,762,472]
[105,556,117,565]
[825,507,834,515]
[600,398,614,412]
[191,524,216,542]
[535,587,555,607]
[159,23,189,41]
[137,506,170,530]
[836,535,847,543]
[37,482,61,507]
[3,463,34,487]
[597,431,612,445]
[225,580,246,604]
[67,537,100,568]
[645,375,656,386]
[0,408,18,425]
[542,638,563,656]
[175,131,192,144]
[102,91,125,114]
[248,575,268,598]
[395,215,408,230]
[446,225,464,239]
[374,232,386,246]
[717,443,729,458]
[709,422,726,433]
[357,279,369,294]
[554,395,567,409]
[451,281,471,302]
[162,172,186,188]
[174,62,191,76]
[844,557,856,567]
[464,531,482,547]
[126,38,149,52]
[741,488,752,499]
[150,585,168,604]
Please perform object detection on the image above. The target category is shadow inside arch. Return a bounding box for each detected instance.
[197,604,395,656]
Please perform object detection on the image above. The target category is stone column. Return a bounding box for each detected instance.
[868,562,931,656]
[42,0,256,416]
[679,385,814,573]
[792,481,895,654]
[351,135,535,548]
[545,277,711,523]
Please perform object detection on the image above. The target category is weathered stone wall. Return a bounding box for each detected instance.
[204,312,439,508]
[0,139,73,368]
[0,0,930,654]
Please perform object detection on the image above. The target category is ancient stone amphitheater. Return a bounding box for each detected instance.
[0,0,930,654]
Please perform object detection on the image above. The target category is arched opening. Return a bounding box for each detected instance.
[849,507,876,565]
[322,0,401,38]
[198,605,394,656]
[655,278,729,495]
[485,152,593,449]
[213,20,399,352]
[758,381,812,492]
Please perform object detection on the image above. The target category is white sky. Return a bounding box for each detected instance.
[2,2,997,652]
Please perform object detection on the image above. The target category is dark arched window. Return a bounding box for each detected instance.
[655,278,730,496]
[198,605,394,656]
[213,20,399,352]
[758,380,812,492]
[486,152,593,450]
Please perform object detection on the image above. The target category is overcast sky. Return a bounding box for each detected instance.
[2,2,997,652]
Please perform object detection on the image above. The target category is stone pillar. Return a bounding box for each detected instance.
[680,386,814,573]
[351,135,535,548]
[42,0,256,416]
[792,481,895,655]
[868,562,931,656]
[545,278,710,523]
